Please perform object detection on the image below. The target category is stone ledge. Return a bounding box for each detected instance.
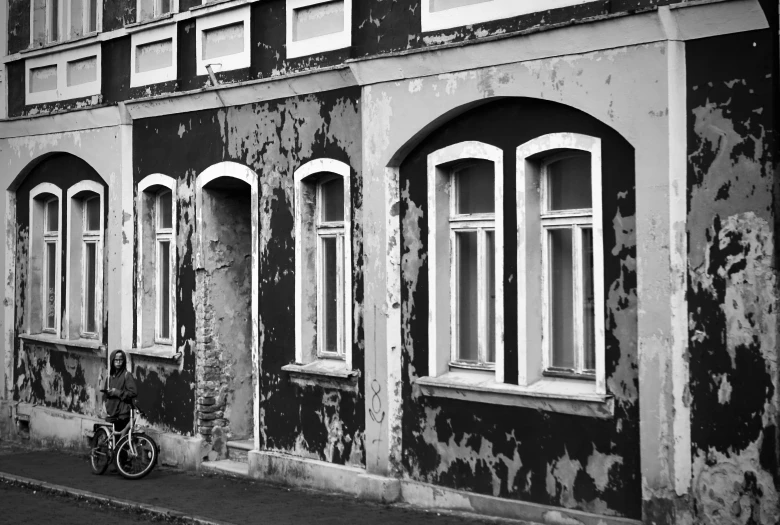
[282,360,359,392]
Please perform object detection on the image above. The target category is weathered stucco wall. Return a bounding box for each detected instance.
[132,87,365,465]
[686,29,780,525]
[398,98,639,518]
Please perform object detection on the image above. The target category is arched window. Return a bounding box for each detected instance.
[293,158,353,372]
[28,183,63,337]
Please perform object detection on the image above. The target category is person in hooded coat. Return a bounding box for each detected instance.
[104,349,137,433]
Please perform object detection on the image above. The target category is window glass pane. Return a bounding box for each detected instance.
[160,0,171,14]
[139,0,154,21]
[320,177,344,223]
[46,199,58,232]
[455,160,494,215]
[46,242,56,329]
[88,0,97,32]
[70,0,84,38]
[85,197,100,231]
[322,236,339,353]
[486,231,495,364]
[548,153,592,211]
[86,243,97,333]
[50,0,59,41]
[582,228,595,370]
[33,0,46,45]
[159,241,170,340]
[457,231,478,362]
[159,191,173,229]
[550,228,574,369]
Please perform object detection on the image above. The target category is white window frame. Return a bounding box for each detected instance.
[286,0,352,59]
[136,174,177,353]
[516,133,605,395]
[80,195,101,338]
[130,23,178,88]
[294,158,353,371]
[29,0,102,46]
[25,43,102,105]
[195,5,251,76]
[65,180,104,342]
[427,141,504,381]
[448,164,497,370]
[136,0,177,22]
[28,183,63,338]
[420,0,589,33]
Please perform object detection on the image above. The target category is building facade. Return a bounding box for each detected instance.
[0,0,777,523]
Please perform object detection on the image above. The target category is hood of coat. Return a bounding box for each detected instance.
[110,349,128,376]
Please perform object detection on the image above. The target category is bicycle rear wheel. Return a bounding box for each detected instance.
[90,427,111,475]
[115,433,157,480]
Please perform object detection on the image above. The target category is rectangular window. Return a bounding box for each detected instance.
[84,242,97,333]
[195,6,250,75]
[541,152,595,378]
[317,176,345,358]
[449,160,495,368]
[81,196,101,337]
[43,198,59,332]
[31,0,101,46]
[155,190,173,344]
[286,0,352,59]
[138,0,172,22]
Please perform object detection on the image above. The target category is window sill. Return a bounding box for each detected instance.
[416,370,613,419]
[20,333,105,353]
[128,345,181,361]
[282,359,359,391]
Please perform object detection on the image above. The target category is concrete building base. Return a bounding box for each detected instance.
[247,450,401,503]
[143,428,204,471]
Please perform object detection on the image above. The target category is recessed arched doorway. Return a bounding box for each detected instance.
[195,162,259,459]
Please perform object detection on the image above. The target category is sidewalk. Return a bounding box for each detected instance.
[0,443,517,525]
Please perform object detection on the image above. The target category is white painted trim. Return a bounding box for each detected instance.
[427,141,504,382]
[516,133,605,395]
[294,158,353,372]
[64,179,104,343]
[421,0,589,33]
[25,43,101,105]
[136,174,176,355]
[4,190,16,400]
[194,5,251,76]
[28,183,63,337]
[286,0,352,59]
[195,161,259,450]
[130,23,178,88]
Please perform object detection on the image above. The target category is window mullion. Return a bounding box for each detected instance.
[573,225,583,374]
[476,228,486,365]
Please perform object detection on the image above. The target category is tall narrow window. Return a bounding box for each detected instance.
[541,152,594,378]
[82,196,100,337]
[156,190,173,343]
[43,198,59,332]
[449,160,496,368]
[138,0,173,22]
[317,176,345,358]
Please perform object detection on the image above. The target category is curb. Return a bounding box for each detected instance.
[0,471,238,525]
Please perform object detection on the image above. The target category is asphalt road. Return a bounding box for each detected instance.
[0,482,158,524]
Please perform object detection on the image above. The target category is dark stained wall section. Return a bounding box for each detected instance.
[398,98,640,518]
[7,61,25,118]
[102,36,131,104]
[132,88,365,463]
[102,0,135,32]
[8,0,30,53]
[687,30,780,524]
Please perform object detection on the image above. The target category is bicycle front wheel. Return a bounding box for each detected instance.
[90,427,111,475]
[115,433,157,480]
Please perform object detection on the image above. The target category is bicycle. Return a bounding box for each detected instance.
[90,391,158,480]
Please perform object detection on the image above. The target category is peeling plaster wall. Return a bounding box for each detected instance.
[7,0,30,54]
[398,98,639,518]
[12,154,109,414]
[687,30,780,525]
[132,87,365,465]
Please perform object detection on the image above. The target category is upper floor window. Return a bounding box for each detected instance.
[28,184,63,337]
[428,142,505,380]
[138,0,174,22]
[286,0,352,59]
[136,174,177,351]
[31,0,100,46]
[65,181,104,341]
[294,159,353,371]
[420,0,589,33]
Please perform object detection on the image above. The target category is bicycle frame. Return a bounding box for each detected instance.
[96,404,141,457]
